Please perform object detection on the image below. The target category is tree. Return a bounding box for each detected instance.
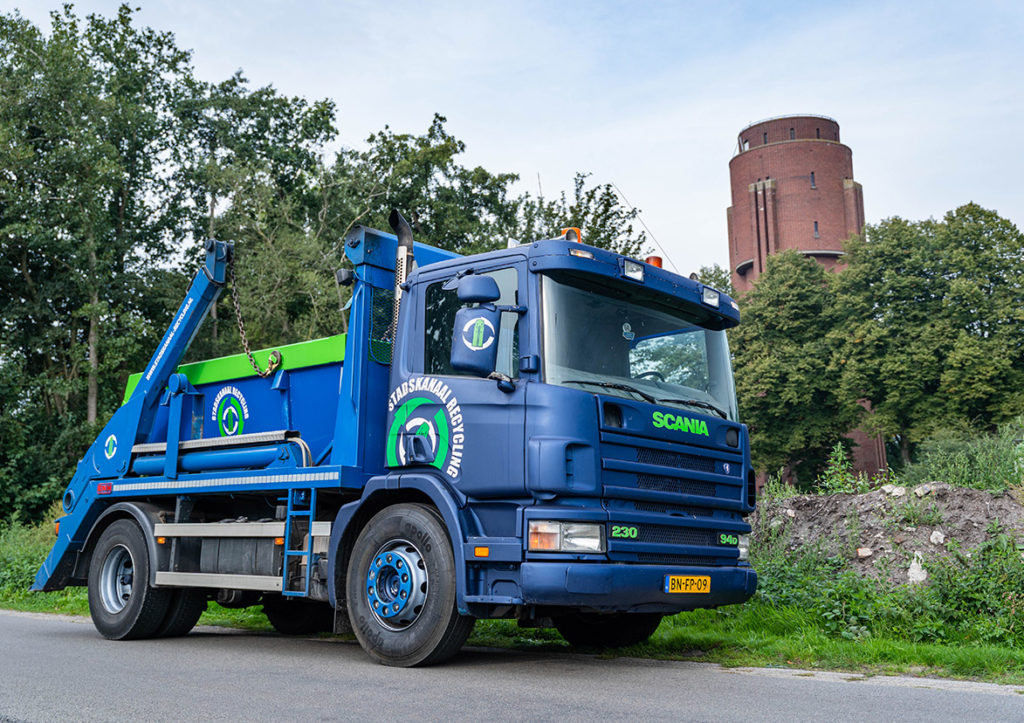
[328,114,521,256]
[0,5,193,520]
[517,172,649,257]
[695,264,735,297]
[731,251,858,484]
[833,205,1024,462]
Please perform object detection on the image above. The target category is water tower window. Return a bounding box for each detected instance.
[810,171,816,188]
[814,221,820,238]
[816,127,821,139]
[789,128,795,140]
[743,138,749,151]
[763,132,768,144]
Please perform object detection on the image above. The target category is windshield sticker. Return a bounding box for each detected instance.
[212,386,249,437]
[387,376,465,479]
[461,316,496,351]
[621,322,635,341]
[652,411,709,437]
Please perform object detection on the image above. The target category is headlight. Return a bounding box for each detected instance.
[701,286,720,308]
[528,521,605,553]
[737,533,750,561]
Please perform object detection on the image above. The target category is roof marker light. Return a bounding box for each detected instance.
[623,259,645,282]
[569,248,594,259]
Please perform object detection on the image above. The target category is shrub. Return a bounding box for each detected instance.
[902,415,1024,491]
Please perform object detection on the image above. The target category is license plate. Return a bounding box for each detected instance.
[664,575,711,594]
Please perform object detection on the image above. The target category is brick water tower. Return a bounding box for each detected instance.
[726,114,883,474]
[727,115,864,292]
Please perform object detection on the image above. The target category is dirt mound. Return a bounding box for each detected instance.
[752,483,1024,586]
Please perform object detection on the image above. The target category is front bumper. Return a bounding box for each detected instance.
[519,562,757,612]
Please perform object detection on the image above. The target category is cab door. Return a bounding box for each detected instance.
[388,261,528,499]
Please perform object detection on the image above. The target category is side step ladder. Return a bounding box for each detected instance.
[282,488,317,597]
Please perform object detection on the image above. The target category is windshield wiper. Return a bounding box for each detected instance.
[656,397,728,419]
[562,379,657,404]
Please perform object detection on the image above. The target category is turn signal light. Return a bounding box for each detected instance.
[474,546,490,558]
[528,521,560,551]
[274,537,285,546]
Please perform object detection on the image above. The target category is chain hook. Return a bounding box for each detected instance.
[228,253,281,378]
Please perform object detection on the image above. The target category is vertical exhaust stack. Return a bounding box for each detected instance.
[388,209,416,342]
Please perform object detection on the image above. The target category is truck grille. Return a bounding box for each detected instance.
[629,501,712,517]
[637,474,716,497]
[637,524,717,547]
[636,448,715,473]
[600,432,747,568]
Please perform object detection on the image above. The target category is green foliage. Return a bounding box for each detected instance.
[760,468,800,500]
[695,263,735,297]
[900,415,1024,492]
[517,172,649,257]
[732,251,860,484]
[833,206,1024,463]
[895,498,944,527]
[749,524,1024,648]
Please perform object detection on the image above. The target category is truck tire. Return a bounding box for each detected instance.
[87,519,172,640]
[346,503,475,667]
[155,589,207,637]
[262,595,334,635]
[554,612,663,648]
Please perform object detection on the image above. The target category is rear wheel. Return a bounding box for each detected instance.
[262,595,335,635]
[155,589,207,637]
[87,519,172,640]
[554,612,663,648]
[346,503,474,667]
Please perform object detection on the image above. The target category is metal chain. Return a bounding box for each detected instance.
[228,253,281,378]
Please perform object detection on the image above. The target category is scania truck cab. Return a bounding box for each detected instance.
[34,212,756,666]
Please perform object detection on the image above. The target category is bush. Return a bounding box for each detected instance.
[902,415,1024,492]
[748,523,1024,647]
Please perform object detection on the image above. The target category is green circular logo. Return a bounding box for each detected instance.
[217,395,245,436]
[104,434,117,459]
[386,397,450,470]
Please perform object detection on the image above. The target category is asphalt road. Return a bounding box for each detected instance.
[1,610,1020,722]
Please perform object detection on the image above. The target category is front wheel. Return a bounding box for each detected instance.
[87,519,172,640]
[554,612,663,648]
[346,503,474,666]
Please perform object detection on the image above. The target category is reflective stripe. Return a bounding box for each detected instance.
[113,471,336,493]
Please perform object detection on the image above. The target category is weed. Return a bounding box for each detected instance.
[762,468,799,501]
[896,499,944,527]
[902,415,1024,492]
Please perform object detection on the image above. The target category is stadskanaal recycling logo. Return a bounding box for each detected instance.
[461,315,496,351]
[211,385,250,437]
[386,376,465,480]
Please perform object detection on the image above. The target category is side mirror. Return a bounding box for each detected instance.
[457,275,501,303]
[451,306,501,377]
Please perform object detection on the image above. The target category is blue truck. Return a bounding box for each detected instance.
[34,211,757,666]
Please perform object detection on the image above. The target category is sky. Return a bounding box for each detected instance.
[5,1,1024,272]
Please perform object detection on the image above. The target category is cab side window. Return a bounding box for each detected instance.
[424,267,519,377]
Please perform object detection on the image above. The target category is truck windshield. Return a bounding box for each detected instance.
[541,272,739,421]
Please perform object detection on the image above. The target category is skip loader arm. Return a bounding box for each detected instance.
[32,240,233,591]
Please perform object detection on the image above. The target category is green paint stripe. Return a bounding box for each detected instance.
[122,333,346,404]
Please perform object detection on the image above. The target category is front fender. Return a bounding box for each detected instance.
[328,472,476,614]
